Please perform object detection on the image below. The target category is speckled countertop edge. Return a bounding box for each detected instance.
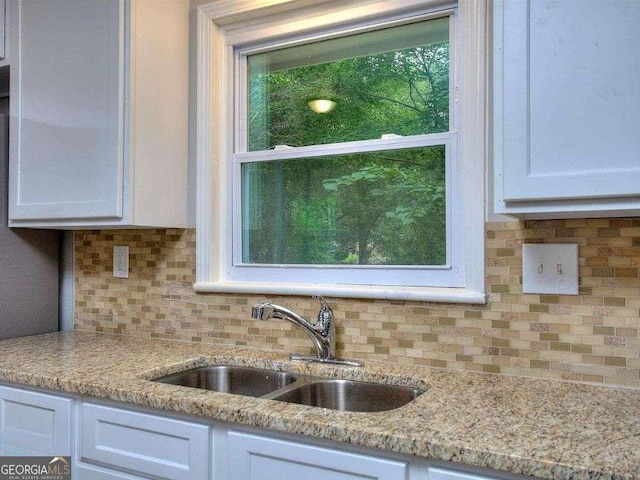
[0,332,638,480]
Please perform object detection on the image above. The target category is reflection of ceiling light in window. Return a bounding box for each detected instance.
[307,99,336,113]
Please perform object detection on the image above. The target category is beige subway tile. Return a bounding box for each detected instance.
[539,350,565,361]
[604,356,627,367]
[550,323,572,334]
[593,326,615,336]
[538,370,563,380]
[592,345,616,356]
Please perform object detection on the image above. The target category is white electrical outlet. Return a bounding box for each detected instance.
[522,243,578,295]
[113,246,129,279]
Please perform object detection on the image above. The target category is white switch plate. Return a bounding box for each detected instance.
[522,243,578,295]
[113,246,129,279]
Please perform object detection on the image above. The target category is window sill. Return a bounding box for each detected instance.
[193,281,487,304]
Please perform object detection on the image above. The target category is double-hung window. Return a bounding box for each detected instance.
[195,0,486,303]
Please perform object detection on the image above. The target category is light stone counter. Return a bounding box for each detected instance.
[0,332,638,480]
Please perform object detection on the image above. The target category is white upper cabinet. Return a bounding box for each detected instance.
[9,0,189,228]
[494,0,640,218]
[0,0,8,67]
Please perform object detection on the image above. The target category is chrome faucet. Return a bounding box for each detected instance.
[251,296,362,367]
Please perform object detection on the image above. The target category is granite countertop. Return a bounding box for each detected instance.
[0,332,638,480]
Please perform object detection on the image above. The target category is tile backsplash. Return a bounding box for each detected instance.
[74,218,640,388]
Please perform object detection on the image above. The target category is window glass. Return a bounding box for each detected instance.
[246,18,449,151]
[241,146,446,266]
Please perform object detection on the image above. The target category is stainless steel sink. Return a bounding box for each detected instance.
[268,379,424,412]
[153,365,424,412]
[153,365,298,397]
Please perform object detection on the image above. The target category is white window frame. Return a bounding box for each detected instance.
[194,0,487,303]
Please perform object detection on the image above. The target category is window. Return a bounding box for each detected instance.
[195,0,487,303]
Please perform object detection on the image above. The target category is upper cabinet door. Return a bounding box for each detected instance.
[494,0,640,215]
[0,0,7,66]
[9,0,123,221]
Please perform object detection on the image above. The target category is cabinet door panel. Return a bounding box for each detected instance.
[228,431,407,480]
[496,0,640,203]
[0,386,72,455]
[10,0,123,220]
[81,403,209,480]
[0,0,7,65]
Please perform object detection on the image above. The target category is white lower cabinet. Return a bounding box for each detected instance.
[227,431,408,480]
[0,385,73,456]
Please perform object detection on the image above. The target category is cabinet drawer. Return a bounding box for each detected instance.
[81,403,209,480]
[228,431,408,480]
[0,386,72,455]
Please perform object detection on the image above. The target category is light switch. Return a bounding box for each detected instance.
[522,243,578,295]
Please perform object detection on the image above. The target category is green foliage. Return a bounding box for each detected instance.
[243,29,449,267]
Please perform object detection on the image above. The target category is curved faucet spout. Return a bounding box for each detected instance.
[251,297,336,360]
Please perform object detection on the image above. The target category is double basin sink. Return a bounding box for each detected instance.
[153,365,424,412]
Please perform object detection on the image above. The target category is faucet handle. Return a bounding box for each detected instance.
[314,296,333,336]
